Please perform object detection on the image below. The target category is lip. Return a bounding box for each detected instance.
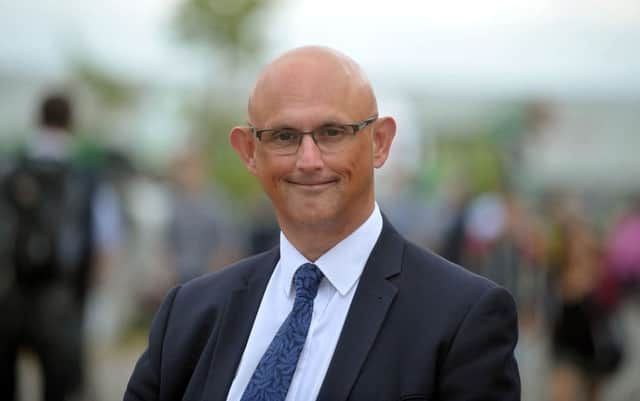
[287,179,338,190]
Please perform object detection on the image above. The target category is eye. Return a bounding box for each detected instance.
[270,130,299,143]
[318,126,346,138]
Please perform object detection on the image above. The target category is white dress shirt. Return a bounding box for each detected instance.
[225,204,383,401]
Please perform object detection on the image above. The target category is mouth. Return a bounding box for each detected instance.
[287,179,338,191]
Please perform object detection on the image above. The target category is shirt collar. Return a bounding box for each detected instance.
[279,203,383,297]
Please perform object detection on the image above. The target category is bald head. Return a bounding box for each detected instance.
[248,46,377,126]
[230,46,397,255]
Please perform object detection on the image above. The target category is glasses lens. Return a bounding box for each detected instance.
[315,126,352,152]
[262,129,300,154]
[257,121,364,155]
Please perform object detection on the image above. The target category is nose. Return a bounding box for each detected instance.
[295,134,324,170]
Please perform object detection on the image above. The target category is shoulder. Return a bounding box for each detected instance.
[388,236,518,350]
[404,240,497,295]
[375,215,503,302]
[392,234,515,322]
[400,245,521,399]
[168,248,278,312]
[146,248,278,354]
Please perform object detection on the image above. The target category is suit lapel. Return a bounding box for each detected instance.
[203,248,279,401]
[317,218,404,401]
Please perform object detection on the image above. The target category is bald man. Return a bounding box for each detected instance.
[124,47,520,401]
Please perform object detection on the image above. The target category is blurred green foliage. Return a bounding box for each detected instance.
[435,135,504,195]
[72,59,138,108]
[175,0,274,66]
[174,0,276,200]
[418,104,532,199]
[185,103,262,198]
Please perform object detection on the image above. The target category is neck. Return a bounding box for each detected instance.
[279,203,375,262]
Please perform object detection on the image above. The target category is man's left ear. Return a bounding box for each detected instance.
[372,116,396,168]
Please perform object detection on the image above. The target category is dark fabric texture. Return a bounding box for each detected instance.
[0,153,97,401]
[552,295,624,376]
[0,284,84,401]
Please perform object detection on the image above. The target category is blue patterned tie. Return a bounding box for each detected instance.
[240,263,324,401]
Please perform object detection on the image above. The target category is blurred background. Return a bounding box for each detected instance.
[1,0,640,400]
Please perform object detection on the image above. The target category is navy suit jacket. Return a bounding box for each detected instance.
[124,218,520,401]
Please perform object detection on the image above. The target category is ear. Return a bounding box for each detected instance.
[230,126,258,174]
[372,116,396,168]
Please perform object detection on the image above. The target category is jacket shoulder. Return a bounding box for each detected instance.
[401,240,504,303]
[175,247,278,303]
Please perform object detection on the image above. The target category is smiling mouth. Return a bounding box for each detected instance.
[288,179,337,189]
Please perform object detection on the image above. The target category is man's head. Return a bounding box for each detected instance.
[231,46,396,238]
[39,93,73,131]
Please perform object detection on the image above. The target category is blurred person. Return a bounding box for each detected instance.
[439,175,473,265]
[605,195,640,298]
[124,46,520,401]
[463,190,547,328]
[378,169,440,250]
[165,145,239,285]
[547,214,622,401]
[0,93,123,401]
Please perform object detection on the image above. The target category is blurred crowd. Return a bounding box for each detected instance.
[424,188,640,401]
[383,177,640,401]
[2,93,640,401]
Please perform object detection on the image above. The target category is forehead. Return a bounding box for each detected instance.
[249,53,372,127]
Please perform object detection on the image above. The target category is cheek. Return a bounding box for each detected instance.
[342,153,373,181]
[339,137,374,174]
[255,156,289,191]
[349,156,376,196]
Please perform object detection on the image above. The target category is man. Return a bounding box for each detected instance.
[124,46,520,401]
[0,93,123,401]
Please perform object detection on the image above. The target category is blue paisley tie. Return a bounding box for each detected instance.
[240,263,324,401]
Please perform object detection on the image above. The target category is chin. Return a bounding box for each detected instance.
[283,203,339,228]
[295,208,334,225]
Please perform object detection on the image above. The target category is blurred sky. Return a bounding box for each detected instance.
[2,0,640,182]
[1,0,640,97]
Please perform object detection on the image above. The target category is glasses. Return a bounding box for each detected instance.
[249,115,378,155]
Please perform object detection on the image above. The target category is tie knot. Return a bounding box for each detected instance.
[293,263,323,301]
